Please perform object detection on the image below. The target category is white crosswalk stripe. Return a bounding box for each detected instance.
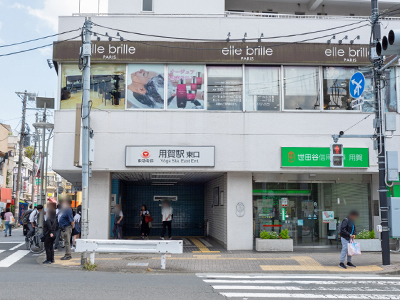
[197,274,400,299]
[0,250,30,268]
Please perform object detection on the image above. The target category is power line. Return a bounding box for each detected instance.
[91,19,368,42]
[0,34,81,57]
[0,28,81,48]
[89,23,369,51]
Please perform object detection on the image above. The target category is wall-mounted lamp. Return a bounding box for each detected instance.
[242,32,247,43]
[350,35,361,44]
[226,32,231,42]
[258,33,264,43]
[338,35,348,44]
[327,35,336,44]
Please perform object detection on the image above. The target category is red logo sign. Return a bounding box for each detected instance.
[141,150,150,158]
[288,151,295,163]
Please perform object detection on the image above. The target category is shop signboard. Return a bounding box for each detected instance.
[281,147,369,168]
[126,146,215,167]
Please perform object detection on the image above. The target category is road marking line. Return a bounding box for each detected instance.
[0,242,24,244]
[260,265,382,272]
[220,293,400,299]
[212,285,400,292]
[0,250,30,268]
[196,274,400,280]
[204,279,400,286]
[9,243,25,251]
[190,238,220,253]
[0,250,5,254]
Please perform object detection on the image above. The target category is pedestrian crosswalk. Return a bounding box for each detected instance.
[0,241,31,268]
[197,274,400,299]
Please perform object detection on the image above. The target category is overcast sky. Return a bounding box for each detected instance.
[0,0,102,167]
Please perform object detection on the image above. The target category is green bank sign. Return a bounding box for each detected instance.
[281,147,369,168]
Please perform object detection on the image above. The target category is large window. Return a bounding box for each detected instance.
[323,67,358,110]
[142,0,153,11]
[167,65,205,110]
[207,66,243,111]
[60,64,125,110]
[126,64,165,109]
[283,66,319,110]
[245,66,280,111]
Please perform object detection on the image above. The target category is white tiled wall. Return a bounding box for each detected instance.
[204,174,227,247]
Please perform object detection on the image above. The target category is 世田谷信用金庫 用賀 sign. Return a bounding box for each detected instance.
[281,147,369,168]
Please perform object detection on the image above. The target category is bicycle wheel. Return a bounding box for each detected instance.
[29,238,45,254]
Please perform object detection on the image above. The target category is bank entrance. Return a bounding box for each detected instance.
[110,172,225,239]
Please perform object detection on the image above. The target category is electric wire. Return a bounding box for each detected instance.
[0,28,81,48]
[342,113,373,133]
[0,35,81,57]
[91,19,369,42]
[89,23,369,52]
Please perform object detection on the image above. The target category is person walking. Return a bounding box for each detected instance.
[160,201,173,240]
[339,210,359,269]
[112,204,124,239]
[1,209,5,231]
[140,205,151,239]
[4,208,13,237]
[43,208,58,264]
[27,205,43,239]
[72,205,82,250]
[58,200,75,261]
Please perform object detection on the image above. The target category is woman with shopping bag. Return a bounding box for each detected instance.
[140,205,152,239]
[339,210,360,269]
[4,208,14,237]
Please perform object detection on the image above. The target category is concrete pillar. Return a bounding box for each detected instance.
[88,172,111,239]
[226,172,253,250]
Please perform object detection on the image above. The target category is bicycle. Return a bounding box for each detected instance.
[25,227,45,254]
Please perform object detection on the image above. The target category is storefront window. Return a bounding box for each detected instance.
[126,64,165,109]
[245,66,280,111]
[167,65,205,110]
[362,68,397,113]
[283,66,319,110]
[207,66,243,111]
[253,182,370,246]
[323,67,358,110]
[60,64,126,110]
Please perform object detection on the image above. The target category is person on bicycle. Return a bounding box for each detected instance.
[27,205,43,239]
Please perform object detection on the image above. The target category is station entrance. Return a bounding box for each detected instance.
[110,172,225,239]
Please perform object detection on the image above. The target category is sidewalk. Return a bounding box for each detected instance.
[40,238,400,274]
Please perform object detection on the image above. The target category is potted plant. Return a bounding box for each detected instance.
[354,229,381,252]
[256,229,293,252]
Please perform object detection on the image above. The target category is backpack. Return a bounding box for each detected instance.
[22,210,33,225]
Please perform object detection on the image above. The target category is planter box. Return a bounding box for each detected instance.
[355,239,381,252]
[256,238,293,252]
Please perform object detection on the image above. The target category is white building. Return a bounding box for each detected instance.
[52,0,400,250]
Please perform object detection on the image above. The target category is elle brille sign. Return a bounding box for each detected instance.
[281,147,369,168]
[126,146,215,167]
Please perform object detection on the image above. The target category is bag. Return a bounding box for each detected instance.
[22,210,33,225]
[348,238,361,256]
[148,222,152,228]
[9,216,15,225]
[145,216,153,223]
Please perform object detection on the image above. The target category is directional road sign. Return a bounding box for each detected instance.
[349,72,365,99]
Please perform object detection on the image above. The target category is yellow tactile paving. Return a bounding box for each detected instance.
[52,257,122,266]
[190,238,220,253]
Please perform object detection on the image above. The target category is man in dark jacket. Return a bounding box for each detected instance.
[339,210,359,269]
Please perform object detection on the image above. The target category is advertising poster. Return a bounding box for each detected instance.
[61,64,125,110]
[168,65,205,109]
[322,211,335,223]
[126,64,166,109]
[207,66,243,111]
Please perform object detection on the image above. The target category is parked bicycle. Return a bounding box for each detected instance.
[25,227,45,254]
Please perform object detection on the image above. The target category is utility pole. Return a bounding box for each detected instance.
[371,0,390,265]
[80,17,92,264]
[14,91,28,225]
[30,113,38,207]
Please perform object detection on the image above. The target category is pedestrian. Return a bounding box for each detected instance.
[4,208,13,237]
[160,201,173,240]
[58,200,75,261]
[43,208,58,264]
[140,205,151,239]
[72,205,82,249]
[339,210,359,269]
[27,205,43,239]
[112,204,124,239]
[0,209,5,230]
[54,204,63,251]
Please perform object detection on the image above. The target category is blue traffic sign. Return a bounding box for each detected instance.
[349,72,365,99]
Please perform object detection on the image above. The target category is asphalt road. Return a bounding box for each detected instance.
[1,229,400,299]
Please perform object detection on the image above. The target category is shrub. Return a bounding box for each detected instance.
[356,229,376,239]
[280,229,290,239]
[260,230,279,239]
[83,261,98,271]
